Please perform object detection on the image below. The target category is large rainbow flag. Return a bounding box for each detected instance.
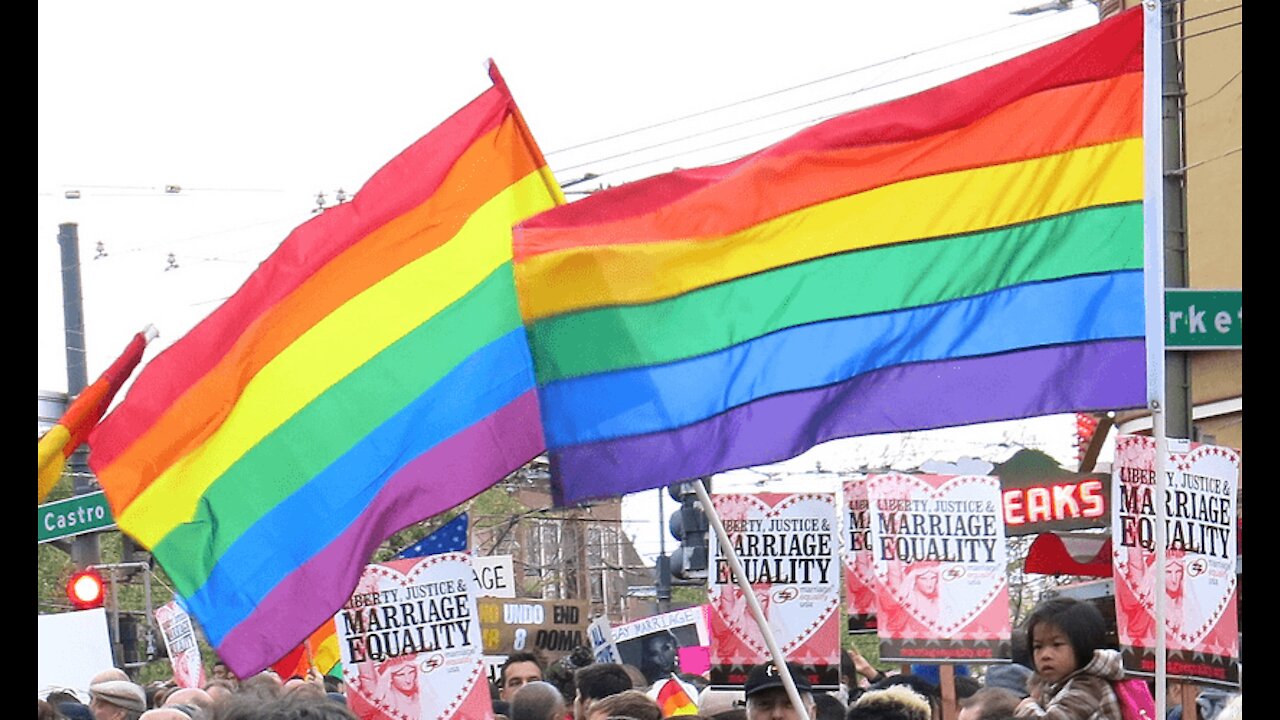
[514,9,1146,505]
[88,64,562,676]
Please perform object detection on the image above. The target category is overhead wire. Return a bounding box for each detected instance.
[545,6,1084,157]
[555,27,1080,181]
[1167,3,1240,27]
[1166,20,1241,43]
[1185,69,1241,109]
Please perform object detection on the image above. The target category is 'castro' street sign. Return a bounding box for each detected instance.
[1166,289,1242,350]
[38,491,115,544]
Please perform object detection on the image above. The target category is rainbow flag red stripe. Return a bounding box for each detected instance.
[655,676,699,716]
[38,327,153,503]
[89,66,562,676]
[514,10,1145,504]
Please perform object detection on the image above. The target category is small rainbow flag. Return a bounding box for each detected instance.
[655,675,699,716]
[38,326,155,503]
[89,62,562,676]
[514,9,1146,505]
[307,617,342,677]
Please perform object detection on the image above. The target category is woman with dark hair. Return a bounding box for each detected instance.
[639,630,680,684]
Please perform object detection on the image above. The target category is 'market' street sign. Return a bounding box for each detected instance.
[38,491,116,543]
[1165,289,1242,350]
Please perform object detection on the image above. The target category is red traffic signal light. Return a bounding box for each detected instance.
[67,568,105,610]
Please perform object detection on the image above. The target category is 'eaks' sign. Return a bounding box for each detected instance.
[995,449,1110,536]
[1001,477,1108,534]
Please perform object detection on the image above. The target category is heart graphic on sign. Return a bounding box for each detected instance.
[709,494,839,657]
[342,554,482,720]
[842,489,878,597]
[1112,440,1239,649]
[870,474,1006,638]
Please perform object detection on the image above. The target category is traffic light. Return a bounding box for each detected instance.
[668,478,711,580]
[66,567,106,610]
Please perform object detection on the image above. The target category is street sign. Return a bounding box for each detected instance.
[38,491,115,543]
[1165,289,1242,350]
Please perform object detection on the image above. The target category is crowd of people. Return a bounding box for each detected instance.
[39,599,1242,720]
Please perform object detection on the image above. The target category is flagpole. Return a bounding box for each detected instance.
[1142,3,1168,717]
[486,59,568,207]
[694,481,812,720]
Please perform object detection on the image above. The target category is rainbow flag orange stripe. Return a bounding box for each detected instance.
[655,676,698,716]
[38,328,153,503]
[307,617,342,676]
[89,65,562,676]
[514,10,1145,504]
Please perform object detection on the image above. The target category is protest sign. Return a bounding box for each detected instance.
[336,552,491,720]
[477,597,589,662]
[471,555,516,598]
[612,606,708,683]
[707,492,840,689]
[842,480,878,633]
[866,473,1011,663]
[155,601,205,689]
[37,609,113,699]
[588,616,620,664]
[1111,434,1240,685]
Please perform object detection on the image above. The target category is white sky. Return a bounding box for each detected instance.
[38,1,1105,558]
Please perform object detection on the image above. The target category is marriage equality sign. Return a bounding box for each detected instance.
[865,473,1011,663]
[155,601,205,689]
[1111,434,1240,686]
[707,492,840,689]
[842,480,878,633]
[336,553,492,720]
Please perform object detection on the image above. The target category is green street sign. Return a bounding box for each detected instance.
[38,491,115,543]
[1165,289,1242,350]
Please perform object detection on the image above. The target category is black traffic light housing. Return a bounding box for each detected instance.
[668,478,711,580]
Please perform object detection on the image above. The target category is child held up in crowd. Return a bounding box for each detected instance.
[1013,598,1125,720]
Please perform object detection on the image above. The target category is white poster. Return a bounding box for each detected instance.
[38,608,114,698]
[471,555,516,598]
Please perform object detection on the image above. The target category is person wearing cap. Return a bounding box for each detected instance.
[743,662,816,720]
[88,679,147,720]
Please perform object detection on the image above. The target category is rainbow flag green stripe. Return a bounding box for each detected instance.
[149,264,522,596]
[529,202,1142,384]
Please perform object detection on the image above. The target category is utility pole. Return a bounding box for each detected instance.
[1162,0,1193,440]
[58,223,101,569]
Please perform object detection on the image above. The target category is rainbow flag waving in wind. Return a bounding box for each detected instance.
[88,63,562,677]
[514,9,1146,505]
[38,326,155,503]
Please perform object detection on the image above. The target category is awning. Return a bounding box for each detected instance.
[1024,532,1112,578]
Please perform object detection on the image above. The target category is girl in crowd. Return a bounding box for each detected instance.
[1013,598,1124,720]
